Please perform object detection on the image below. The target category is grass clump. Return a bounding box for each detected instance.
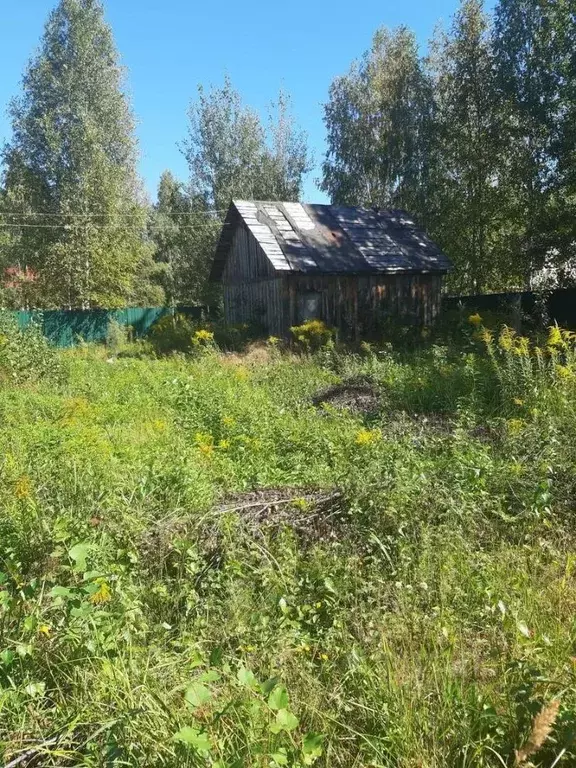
[1,320,576,765]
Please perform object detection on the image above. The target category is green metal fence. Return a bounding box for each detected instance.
[13,306,205,348]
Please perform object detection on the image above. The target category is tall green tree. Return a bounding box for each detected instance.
[321,26,433,212]
[493,0,575,285]
[183,77,311,212]
[427,0,505,293]
[178,78,311,302]
[1,0,156,308]
[150,171,218,304]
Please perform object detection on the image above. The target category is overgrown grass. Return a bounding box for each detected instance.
[1,324,576,766]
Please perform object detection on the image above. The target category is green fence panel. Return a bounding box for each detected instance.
[12,305,206,348]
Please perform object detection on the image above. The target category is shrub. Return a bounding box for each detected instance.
[211,321,264,351]
[290,319,334,350]
[149,315,263,355]
[149,312,195,354]
[105,317,131,352]
[0,311,67,385]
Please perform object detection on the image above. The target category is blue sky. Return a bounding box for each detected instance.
[1,0,491,204]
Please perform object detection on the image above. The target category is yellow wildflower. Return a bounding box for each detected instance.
[193,329,214,344]
[514,336,530,356]
[513,398,524,406]
[547,325,564,350]
[468,313,482,327]
[355,428,382,446]
[90,581,112,605]
[320,653,329,661]
[195,432,214,456]
[235,367,249,381]
[38,624,51,637]
[507,419,525,435]
[556,364,572,379]
[14,476,31,500]
[62,397,91,425]
[222,416,236,428]
[498,326,516,352]
[479,327,493,346]
[298,643,311,653]
[218,439,230,450]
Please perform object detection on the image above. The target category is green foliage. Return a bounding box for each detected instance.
[0,0,157,308]
[2,327,576,763]
[0,311,67,384]
[290,320,334,351]
[322,26,431,212]
[427,0,507,294]
[493,0,576,285]
[149,171,219,305]
[105,318,130,353]
[149,312,197,355]
[184,77,311,212]
[322,0,576,293]
[149,314,263,355]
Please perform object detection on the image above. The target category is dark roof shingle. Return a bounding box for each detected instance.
[210,200,452,281]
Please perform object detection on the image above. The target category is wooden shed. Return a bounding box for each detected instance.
[210,200,452,337]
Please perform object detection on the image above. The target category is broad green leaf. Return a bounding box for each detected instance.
[185,682,212,708]
[209,646,223,666]
[271,750,289,765]
[68,543,91,572]
[173,726,211,751]
[0,650,15,667]
[270,708,299,733]
[16,643,32,658]
[50,586,74,599]
[268,685,289,711]
[323,577,337,594]
[237,666,258,688]
[200,670,221,683]
[303,732,324,763]
[261,676,279,695]
[83,570,106,581]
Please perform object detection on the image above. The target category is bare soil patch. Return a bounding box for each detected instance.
[312,377,382,416]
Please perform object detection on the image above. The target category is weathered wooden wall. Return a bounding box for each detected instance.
[222,223,287,336]
[286,274,443,336]
[222,222,444,336]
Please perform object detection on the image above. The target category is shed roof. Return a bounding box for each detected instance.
[210,200,452,281]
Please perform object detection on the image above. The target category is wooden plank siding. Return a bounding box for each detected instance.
[222,222,277,282]
[286,274,442,337]
[223,223,287,336]
[224,279,286,337]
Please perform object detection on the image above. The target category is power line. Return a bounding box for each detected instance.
[0,208,230,218]
[0,221,230,231]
